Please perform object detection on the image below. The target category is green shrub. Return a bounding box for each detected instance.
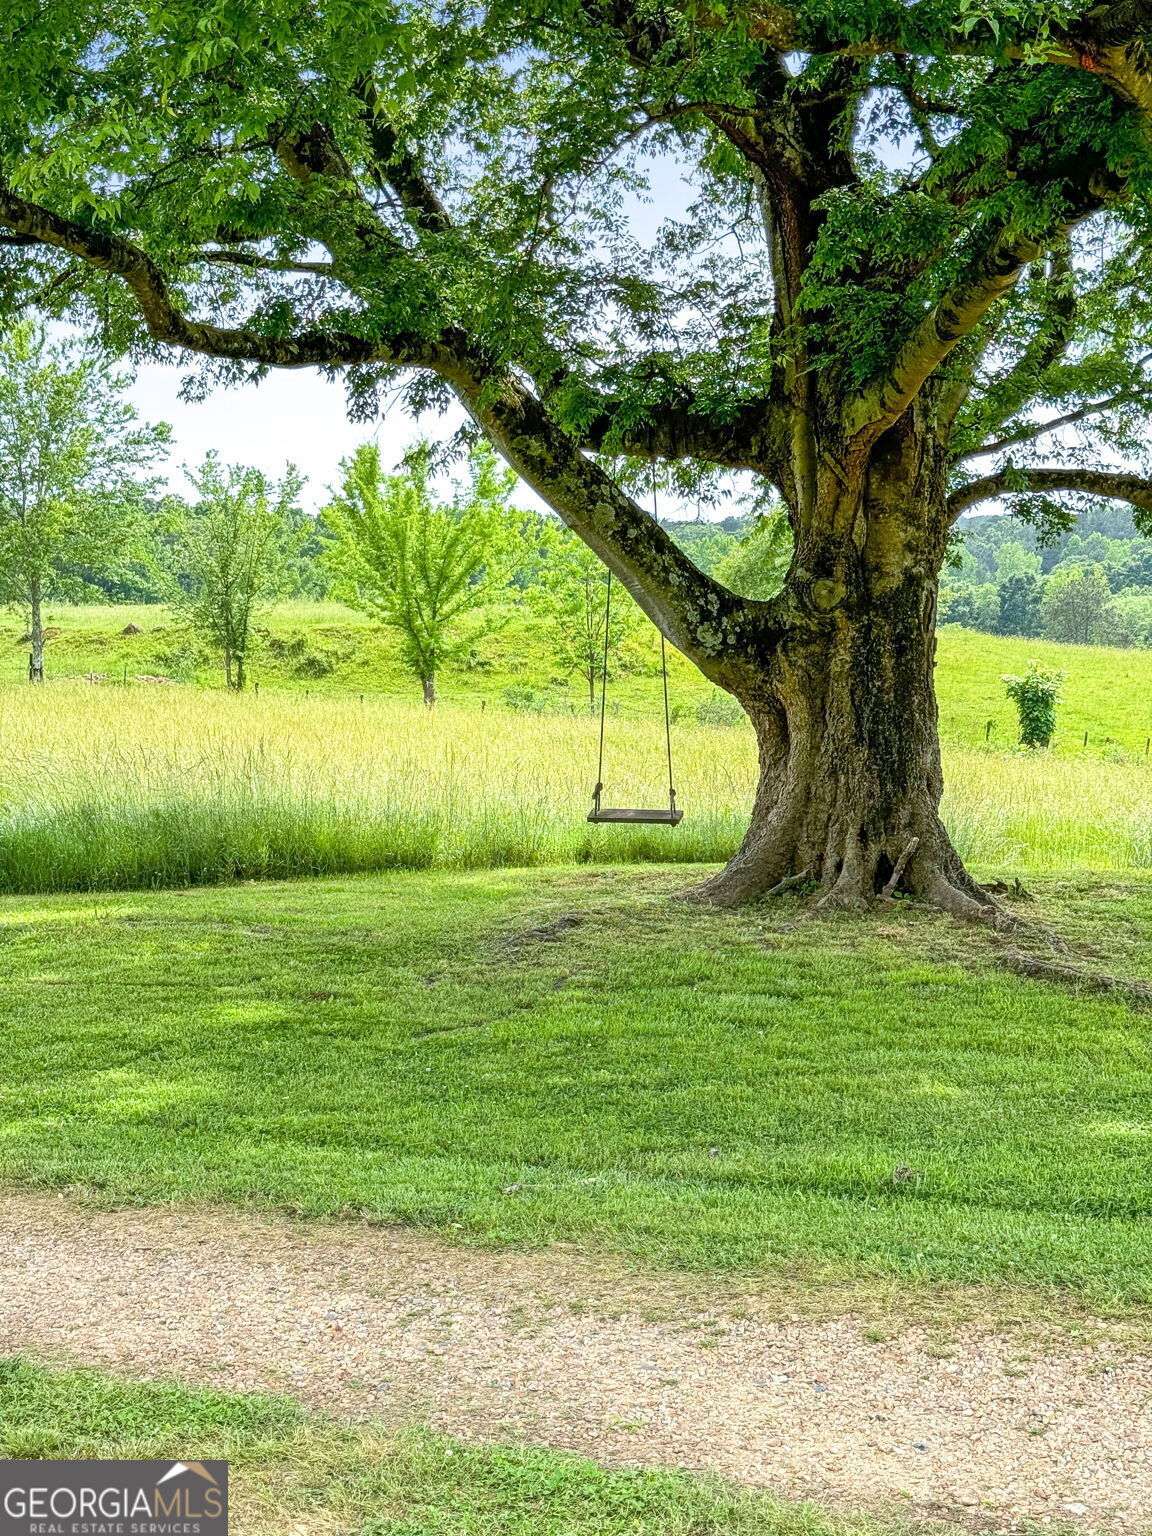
[294,652,334,678]
[501,684,574,715]
[695,690,746,728]
[1002,660,1065,748]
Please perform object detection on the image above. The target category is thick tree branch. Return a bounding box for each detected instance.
[574,394,779,474]
[678,3,1152,137]
[442,361,782,686]
[0,185,447,371]
[356,83,453,235]
[846,228,1042,443]
[947,464,1152,519]
[686,1,1148,67]
[265,118,783,656]
[190,249,336,276]
[1,141,774,676]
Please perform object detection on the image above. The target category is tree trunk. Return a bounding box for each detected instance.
[235,652,246,691]
[696,451,991,919]
[27,579,44,683]
[422,675,436,708]
[223,647,234,689]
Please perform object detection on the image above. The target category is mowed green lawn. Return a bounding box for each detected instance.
[2,867,1150,1303]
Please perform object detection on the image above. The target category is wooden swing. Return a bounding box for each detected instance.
[587,566,683,826]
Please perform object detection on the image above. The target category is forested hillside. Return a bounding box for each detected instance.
[943,503,1152,646]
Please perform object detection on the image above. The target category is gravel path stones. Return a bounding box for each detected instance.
[1,1192,1149,1530]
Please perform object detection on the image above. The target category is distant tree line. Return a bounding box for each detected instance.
[9,324,1152,704]
[941,505,1152,648]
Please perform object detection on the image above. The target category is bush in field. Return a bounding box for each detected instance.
[1002,661,1065,749]
[501,683,576,715]
[695,691,746,728]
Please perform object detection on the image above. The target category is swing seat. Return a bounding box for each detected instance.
[586,553,681,830]
[588,805,684,825]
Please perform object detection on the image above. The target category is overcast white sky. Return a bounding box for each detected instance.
[124,359,450,512]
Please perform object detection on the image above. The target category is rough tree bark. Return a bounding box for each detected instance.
[422,675,437,708]
[692,420,988,911]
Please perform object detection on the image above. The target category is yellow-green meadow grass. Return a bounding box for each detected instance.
[1,679,1150,890]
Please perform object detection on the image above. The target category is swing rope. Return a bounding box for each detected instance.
[588,460,679,824]
[660,629,675,812]
[592,564,612,809]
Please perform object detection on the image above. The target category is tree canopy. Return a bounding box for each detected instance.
[6,3,1152,601]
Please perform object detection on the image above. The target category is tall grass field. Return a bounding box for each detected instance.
[1,676,1151,893]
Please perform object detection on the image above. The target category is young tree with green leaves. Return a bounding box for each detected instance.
[1003,661,1065,749]
[1042,563,1118,645]
[529,523,646,711]
[0,322,168,680]
[165,456,304,690]
[12,4,1152,910]
[326,441,517,705]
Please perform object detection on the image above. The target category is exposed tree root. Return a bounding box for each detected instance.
[761,870,812,900]
[991,951,1152,1007]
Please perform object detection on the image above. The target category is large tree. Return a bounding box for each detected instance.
[6,1,1152,910]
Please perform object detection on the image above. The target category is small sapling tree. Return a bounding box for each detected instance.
[0,322,168,680]
[1002,662,1065,749]
[326,440,518,705]
[529,522,645,711]
[164,455,304,690]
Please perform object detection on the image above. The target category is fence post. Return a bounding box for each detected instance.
[985,719,993,741]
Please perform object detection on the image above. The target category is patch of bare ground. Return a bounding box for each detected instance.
[2,1192,1150,1532]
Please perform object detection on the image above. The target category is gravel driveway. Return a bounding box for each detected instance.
[1,1192,1148,1530]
